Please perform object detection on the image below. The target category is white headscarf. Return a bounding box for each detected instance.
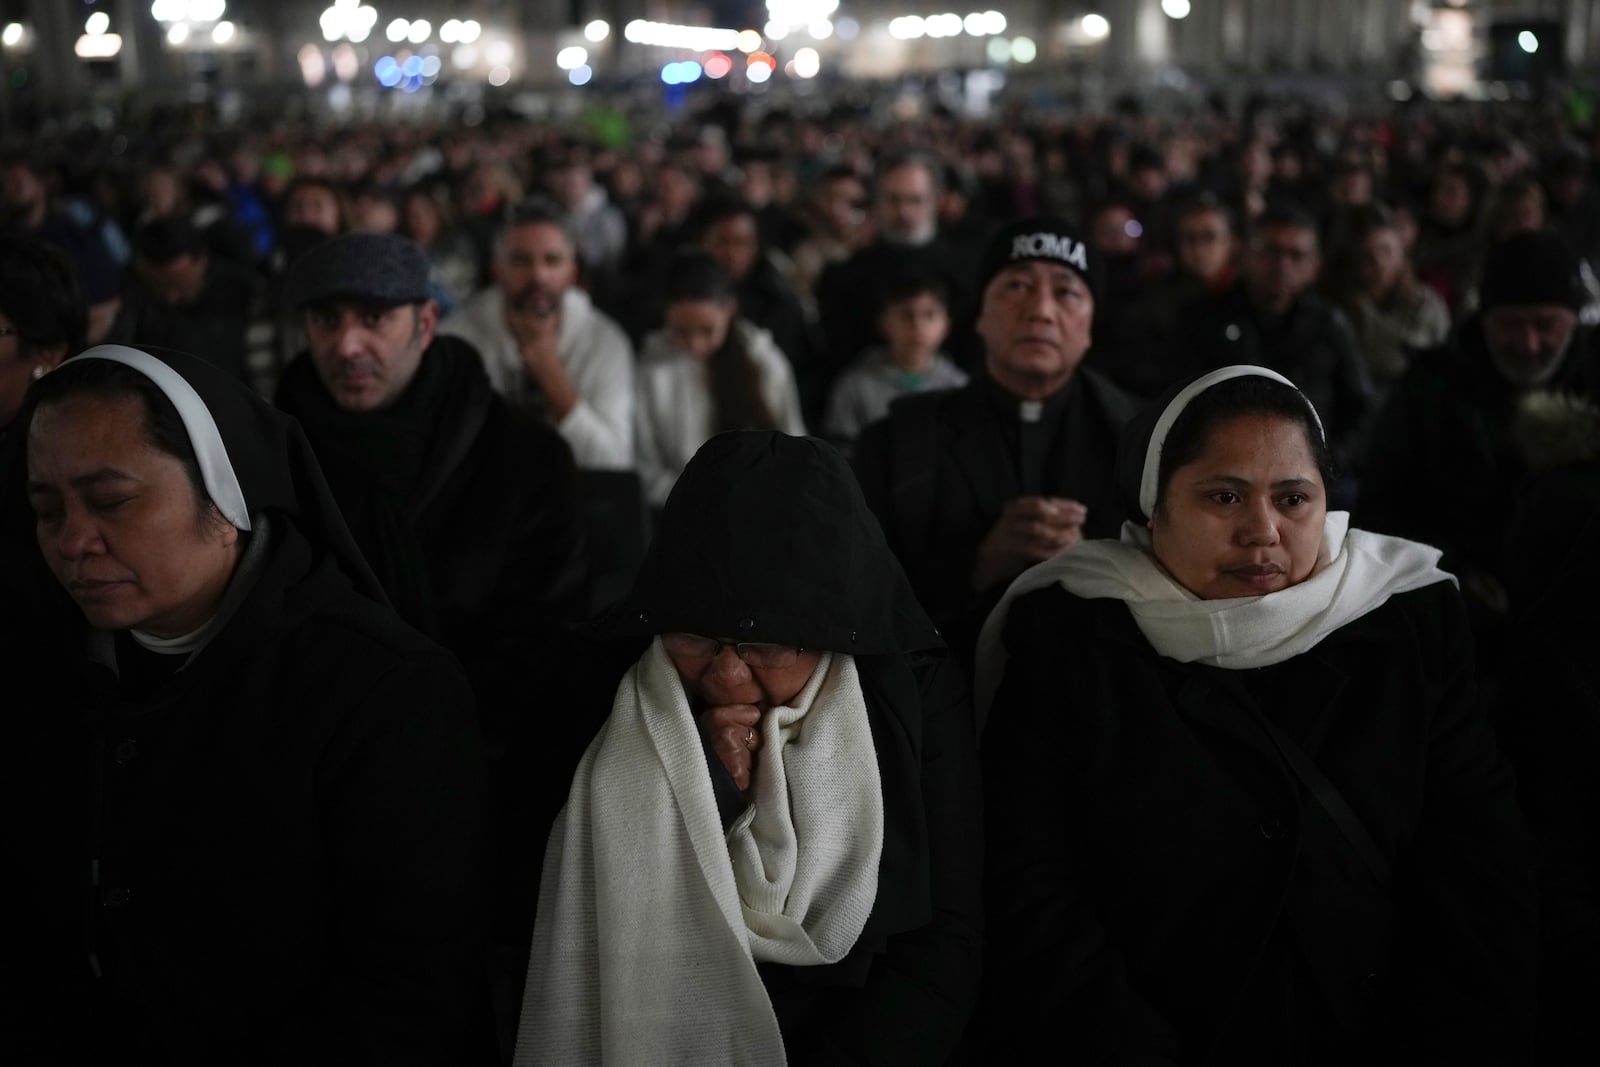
[73,345,252,530]
[973,366,1454,728]
[515,639,882,1065]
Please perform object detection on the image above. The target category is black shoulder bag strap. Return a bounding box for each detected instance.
[1247,704,1392,891]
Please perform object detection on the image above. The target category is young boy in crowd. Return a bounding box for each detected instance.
[822,271,967,448]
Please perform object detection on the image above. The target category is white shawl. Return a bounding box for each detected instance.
[514,638,883,1065]
[973,512,1454,728]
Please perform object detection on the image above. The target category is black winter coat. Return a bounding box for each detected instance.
[1,521,493,1066]
[276,340,589,759]
[1177,286,1376,472]
[1358,319,1600,586]
[981,580,1537,1065]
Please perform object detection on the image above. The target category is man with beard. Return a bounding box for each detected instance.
[440,199,634,470]
[1360,229,1600,673]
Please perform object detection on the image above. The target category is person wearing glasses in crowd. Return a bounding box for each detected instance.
[1175,204,1375,495]
[516,430,981,1066]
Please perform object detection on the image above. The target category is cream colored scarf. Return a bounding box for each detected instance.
[514,638,883,1065]
[973,512,1454,728]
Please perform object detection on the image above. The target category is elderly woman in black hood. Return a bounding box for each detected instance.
[974,366,1537,1064]
[515,431,982,1065]
[2,345,491,1064]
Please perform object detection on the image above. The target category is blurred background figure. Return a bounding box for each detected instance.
[1323,203,1451,394]
[634,252,805,507]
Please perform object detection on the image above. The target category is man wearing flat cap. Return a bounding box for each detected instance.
[853,216,1137,676]
[1359,228,1600,672]
[274,233,593,1043]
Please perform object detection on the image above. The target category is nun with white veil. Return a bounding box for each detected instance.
[973,365,1538,1064]
[3,344,492,1064]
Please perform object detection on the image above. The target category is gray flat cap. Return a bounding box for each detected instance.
[287,232,433,309]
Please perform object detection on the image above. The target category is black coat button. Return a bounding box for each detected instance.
[113,740,139,765]
[101,887,132,909]
[1258,816,1284,841]
[737,617,755,631]
[1356,972,1382,998]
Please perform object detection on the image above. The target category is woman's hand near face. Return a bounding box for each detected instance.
[700,703,763,791]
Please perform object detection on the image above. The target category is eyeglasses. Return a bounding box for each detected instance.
[662,632,803,669]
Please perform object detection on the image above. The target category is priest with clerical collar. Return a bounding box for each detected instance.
[852,216,1138,677]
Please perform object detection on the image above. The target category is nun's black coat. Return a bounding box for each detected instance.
[977,367,1538,1065]
[980,582,1537,1065]
[0,350,492,1065]
[594,431,985,1065]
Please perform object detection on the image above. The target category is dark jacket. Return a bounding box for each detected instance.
[602,431,984,1065]
[1358,318,1600,586]
[1,514,492,1066]
[736,255,824,423]
[1086,269,1225,402]
[1177,285,1376,473]
[981,580,1537,1065]
[115,256,258,383]
[852,370,1137,674]
[1491,398,1600,1058]
[275,336,589,759]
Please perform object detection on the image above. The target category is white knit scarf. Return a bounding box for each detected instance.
[514,638,883,1066]
[973,511,1454,728]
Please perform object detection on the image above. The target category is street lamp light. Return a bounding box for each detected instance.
[321,2,379,44]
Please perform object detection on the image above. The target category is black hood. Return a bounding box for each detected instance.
[608,431,941,655]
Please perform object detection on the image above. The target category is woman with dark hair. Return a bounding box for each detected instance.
[690,194,818,395]
[634,251,806,505]
[975,366,1536,1064]
[0,236,86,436]
[401,183,481,313]
[516,430,981,1065]
[3,345,492,1064]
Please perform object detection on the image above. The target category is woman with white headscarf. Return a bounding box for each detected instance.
[974,366,1537,1064]
[2,345,492,1064]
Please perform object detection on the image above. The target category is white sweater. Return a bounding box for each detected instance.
[440,286,636,470]
[634,320,807,505]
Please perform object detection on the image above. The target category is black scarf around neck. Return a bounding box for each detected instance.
[276,337,491,635]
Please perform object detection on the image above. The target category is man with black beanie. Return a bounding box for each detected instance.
[852,216,1137,676]
[1359,228,1600,673]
